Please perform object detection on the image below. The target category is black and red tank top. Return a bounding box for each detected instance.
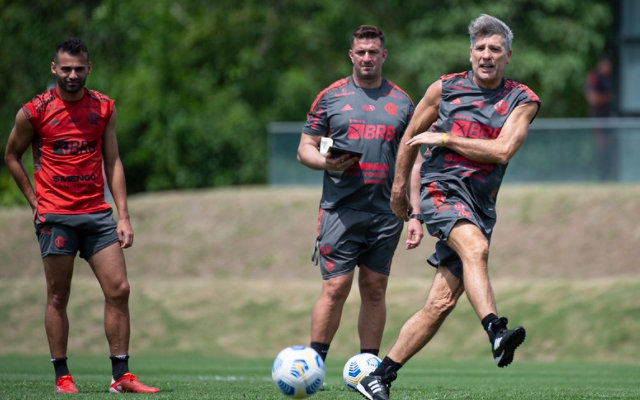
[303,76,414,213]
[421,71,540,213]
[23,87,114,214]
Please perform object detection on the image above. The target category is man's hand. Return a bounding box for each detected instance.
[325,152,359,171]
[117,219,134,249]
[405,219,424,249]
[390,186,411,221]
[406,131,447,148]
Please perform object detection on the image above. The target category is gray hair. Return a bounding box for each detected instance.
[468,14,513,51]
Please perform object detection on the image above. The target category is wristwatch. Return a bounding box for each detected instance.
[409,214,424,223]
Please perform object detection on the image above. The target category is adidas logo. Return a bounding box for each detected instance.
[366,379,384,394]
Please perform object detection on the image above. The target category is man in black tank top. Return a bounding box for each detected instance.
[358,14,541,400]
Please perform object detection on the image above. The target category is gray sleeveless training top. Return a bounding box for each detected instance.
[303,76,414,213]
[421,70,540,215]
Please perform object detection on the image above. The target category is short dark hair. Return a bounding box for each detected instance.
[54,38,89,61]
[350,25,385,48]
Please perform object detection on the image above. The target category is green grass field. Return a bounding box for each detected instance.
[1,355,639,399]
[2,186,640,399]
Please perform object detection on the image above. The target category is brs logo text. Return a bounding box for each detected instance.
[53,140,98,155]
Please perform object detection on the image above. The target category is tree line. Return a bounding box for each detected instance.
[0,0,612,204]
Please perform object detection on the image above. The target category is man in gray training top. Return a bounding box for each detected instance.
[357,14,541,400]
[297,24,414,379]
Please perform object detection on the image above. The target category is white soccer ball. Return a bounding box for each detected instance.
[342,352,381,392]
[272,345,325,398]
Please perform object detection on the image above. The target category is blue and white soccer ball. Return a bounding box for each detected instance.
[342,352,381,392]
[272,345,325,398]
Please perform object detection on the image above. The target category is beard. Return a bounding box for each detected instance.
[57,76,86,94]
[355,65,379,81]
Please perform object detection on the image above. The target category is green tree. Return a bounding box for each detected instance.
[0,0,614,203]
[0,0,100,205]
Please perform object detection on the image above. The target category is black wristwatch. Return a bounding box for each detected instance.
[409,214,424,223]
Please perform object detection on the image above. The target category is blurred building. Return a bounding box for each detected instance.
[615,0,640,115]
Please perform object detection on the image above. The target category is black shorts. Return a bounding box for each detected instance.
[35,209,119,260]
[420,180,495,280]
[312,207,403,279]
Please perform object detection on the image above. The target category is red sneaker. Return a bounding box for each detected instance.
[55,374,79,394]
[109,372,160,393]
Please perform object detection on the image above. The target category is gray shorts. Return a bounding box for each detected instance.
[312,207,403,279]
[35,209,119,260]
[420,180,495,280]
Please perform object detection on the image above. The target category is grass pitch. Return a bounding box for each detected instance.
[1,355,639,399]
[2,186,640,399]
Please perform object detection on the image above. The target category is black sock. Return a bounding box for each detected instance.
[360,348,379,356]
[481,313,507,342]
[51,357,70,380]
[310,342,330,362]
[110,355,130,380]
[481,313,499,332]
[372,356,402,383]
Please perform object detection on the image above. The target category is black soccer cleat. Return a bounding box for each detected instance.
[492,324,526,368]
[357,375,391,400]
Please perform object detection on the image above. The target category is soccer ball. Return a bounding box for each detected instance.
[342,352,381,392]
[272,345,325,398]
